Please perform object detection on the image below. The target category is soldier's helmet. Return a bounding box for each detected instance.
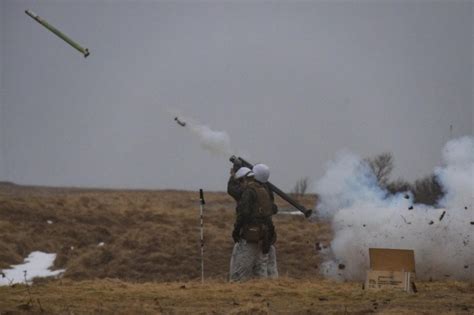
[253,164,270,183]
[235,167,253,179]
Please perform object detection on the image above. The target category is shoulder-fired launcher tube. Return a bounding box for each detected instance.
[25,10,90,58]
[229,155,313,218]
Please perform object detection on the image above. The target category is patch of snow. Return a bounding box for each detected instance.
[279,209,304,216]
[0,251,64,286]
[287,211,303,216]
[47,220,53,224]
[97,242,105,247]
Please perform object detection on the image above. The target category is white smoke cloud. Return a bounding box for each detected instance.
[315,136,473,281]
[170,110,234,157]
[436,136,474,210]
[187,122,233,157]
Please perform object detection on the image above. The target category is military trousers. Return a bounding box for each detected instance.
[229,239,278,282]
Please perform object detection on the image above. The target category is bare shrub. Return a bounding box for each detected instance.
[386,175,443,206]
[413,175,444,205]
[365,152,394,187]
[387,179,412,194]
[366,153,444,206]
[292,177,309,196]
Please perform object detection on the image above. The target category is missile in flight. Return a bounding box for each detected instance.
[25,9,90,58]
[174,117,186,127]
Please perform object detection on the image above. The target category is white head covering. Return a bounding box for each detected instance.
[253,164,270,183]
[235,167,253,179]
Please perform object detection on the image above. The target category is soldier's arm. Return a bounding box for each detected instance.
[227,176,242,201]
[235,188,256,228]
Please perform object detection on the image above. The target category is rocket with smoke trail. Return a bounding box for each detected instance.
[172,113,233,157]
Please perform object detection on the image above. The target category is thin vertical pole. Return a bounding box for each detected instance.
[199,189,205,284]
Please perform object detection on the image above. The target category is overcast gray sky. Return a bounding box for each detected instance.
[0,0,472,192]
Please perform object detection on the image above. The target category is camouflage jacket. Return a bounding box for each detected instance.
[234,179,278,231]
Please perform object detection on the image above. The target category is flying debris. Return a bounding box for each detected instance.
[25,10,90,58]
[400,215,411,225]
[174,117,186,127]
[439,211,446,221]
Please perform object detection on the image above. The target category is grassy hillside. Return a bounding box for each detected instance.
[1,183,472,314]
[0,183,324,281]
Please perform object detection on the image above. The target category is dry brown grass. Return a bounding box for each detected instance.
[0,182,321,281]
[1,183,472,314]
[0,278,473,314]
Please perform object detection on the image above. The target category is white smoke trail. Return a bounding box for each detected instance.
[187,122,233,157]
[170,110,234,157]
[315,136,473,281]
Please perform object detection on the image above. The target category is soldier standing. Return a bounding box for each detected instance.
[228,164,278,282]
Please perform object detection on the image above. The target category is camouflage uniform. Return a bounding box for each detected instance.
[228,176,278,213]
[229,240,278,281]
[227,175,245,202]
[228,177,278,282]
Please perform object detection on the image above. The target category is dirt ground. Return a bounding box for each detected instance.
[0,182,473,314]
[1,278,473,314]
